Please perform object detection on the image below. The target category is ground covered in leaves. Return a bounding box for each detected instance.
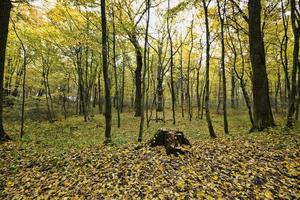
[1,127,300,199]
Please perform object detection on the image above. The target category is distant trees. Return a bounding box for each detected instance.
[0,0,12,141]
[2,0,300,143]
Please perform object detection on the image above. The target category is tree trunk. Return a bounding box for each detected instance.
[97,67,103,114]
[187,19,194,121]
[286,0,300,127]
[120,52,125,113]
[129,35,143,117]
[180,37,185,118]
[203,0,217,138]
[13,19,27,138]
[112,8,120,128]
[217,0,229,133]
[101,0,112,144]
[167,0,176,125]
[231,69,236,109]
[248,0,275,131]
[279,0,290,103]
[149,128,191,156]
[138,0,150,142]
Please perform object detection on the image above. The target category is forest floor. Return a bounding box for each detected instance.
[0,110,300,199]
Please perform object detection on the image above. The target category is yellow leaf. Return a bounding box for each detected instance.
[265,190,273,199]
[176,179,185,190]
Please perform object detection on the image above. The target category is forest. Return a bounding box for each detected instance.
[0,0,299,199]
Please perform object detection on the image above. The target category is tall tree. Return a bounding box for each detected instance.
[112,4,120,128]
[0,0,12,141]
[187,19,194,121]
[138,0,151,142]
[248,0,275,131]
[167,0,176,125]
[217,0,229,134]
[12,20,27,138]
[101,0,112,144]
[286,0,300,127]
[202,0,217,138]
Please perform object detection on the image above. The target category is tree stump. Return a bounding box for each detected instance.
[148,128,191,156]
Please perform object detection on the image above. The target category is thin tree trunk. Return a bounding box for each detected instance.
[217,0,229,134]
[187,19,194,121]
[286,0,300,127]
[202,0,217,138]
[138,0,151,142]
[112,7,120,128]
[97,66,103,114]
[167,0,176,125]
[180,36,185,118]
[101,0,112,144]
[13,20,27,138]
[121,52,125,113]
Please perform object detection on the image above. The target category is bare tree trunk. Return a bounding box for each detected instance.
[138,0,151,142]
[217,0,229,134]
[180,37,184,118]
[196,54,202,119]
[279,0,290,104]
[101,0,112,144]
[120,52,126,113]
[286,0,300,127]
[128,35,143,117]
[274,61,281,113]
[112,7,120,128]
[42,63,52,122]
[248,0,275,131]
[0,0,12,141]
[295,65,300,120]
[13,20,27,138]
[202,0,217,138]
[97,66,103,114]
[167,0,176,125]
[230,69,236,109]
[187,19,194,121]
[217,69,222,114]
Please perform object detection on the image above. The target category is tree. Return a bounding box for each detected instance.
[217,0,229,134]
[248,0,275,131]
[101,0,112,144]
[167,0,176,125]
[115,0,148,117]
[112,4,120,128]
[0,0,12,141]
[202,0,217,138]
[286,0,300,127]
[138,0,151,142]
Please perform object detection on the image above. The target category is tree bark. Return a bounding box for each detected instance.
[128,35,143,117]
[180,37,185,118]
[138,0,151,142]
[101,0,112,144]
[202,0,217,138]
[286,0,300,127]
[248,0,275,131]
[112,7,120,128]
[217,0,229,134]
[167,0,176,125]
[0,0,11,141]
[187,19,194,121]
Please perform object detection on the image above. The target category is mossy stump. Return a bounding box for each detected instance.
[148,128,191,156]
